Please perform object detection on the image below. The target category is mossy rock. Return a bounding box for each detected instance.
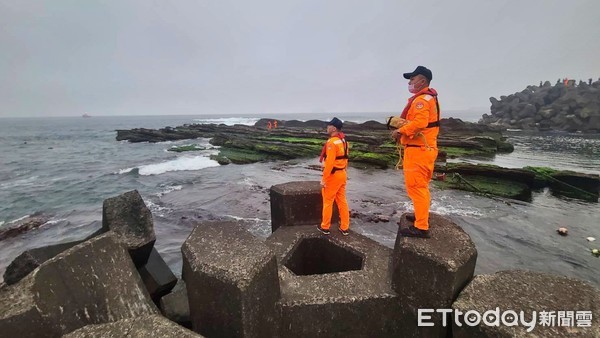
[523,166,559,188]
[433,174,532,201]
[211,148,269,164]
[168,144,205,152]
[438,146,493,158]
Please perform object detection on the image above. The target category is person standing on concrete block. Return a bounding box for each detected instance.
[317,117,350,236]
[391,66,440,238]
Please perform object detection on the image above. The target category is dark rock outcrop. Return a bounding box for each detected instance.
[115,118,511,169]
[0,215,51,241]
[102,190,156,267]
[481,80,600,132]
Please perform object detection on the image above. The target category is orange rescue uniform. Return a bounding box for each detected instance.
[398,87,440,230]
[321,135,350,231]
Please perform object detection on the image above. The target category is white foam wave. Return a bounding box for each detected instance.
[43,218,67,225]
[145,200,172,217]
[155,185,183,197]
[192,117,260,126]
[431,199,484,217]
[7,215,31,224]
[116,167,135,175]
[138,156,220,176]
[396,199,484,218]
[0,221,4,227]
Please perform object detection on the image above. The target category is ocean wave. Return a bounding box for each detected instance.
[192,117,260,126]
[145,200,172,217]
[155,185,183,197]
[43,218,67,226]
[397,199,484,218]
[116,167,136,175]
[138,156,220,175]
[115,156,220,176]
[7,214,31,224]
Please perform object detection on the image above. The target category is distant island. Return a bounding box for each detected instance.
[82,113,91,118]
[480,78,600,133]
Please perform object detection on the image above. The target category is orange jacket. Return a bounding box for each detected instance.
[399,87,440,148]
[322,135,349,181]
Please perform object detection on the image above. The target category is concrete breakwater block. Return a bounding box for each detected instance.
[182,221,280,337]
[0,233,158,337]
[267,225,403,337]
[138,247,177,303]
[270,181,338,232]
[453,270,600,337]
[159,279,191,328]
[63,314,202,337]
[102,190,156,267]
[392,213,477,337]
[3,228,105,285]
[3,240,85,285]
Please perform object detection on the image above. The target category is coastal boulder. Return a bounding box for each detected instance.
[0,233,158,337]
[102,190,156,267]
[452,270,600,337]
[392,213,477,337]
[182,221,280,337]
[63,314,201,337]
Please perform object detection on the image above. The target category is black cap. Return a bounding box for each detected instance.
[327,117,343,130]
[403,66,432,81]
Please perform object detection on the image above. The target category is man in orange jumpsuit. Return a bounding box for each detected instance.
[317,117,350,236]
[391,66,440,238]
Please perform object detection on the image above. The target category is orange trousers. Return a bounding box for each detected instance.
[402,147,438,230]
[321,170,350,230]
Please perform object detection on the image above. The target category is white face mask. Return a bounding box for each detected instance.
[408,79,424,93]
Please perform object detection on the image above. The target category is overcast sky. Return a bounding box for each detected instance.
[1,0,599,117]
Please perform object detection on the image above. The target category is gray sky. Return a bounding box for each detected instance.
[1,0,599,117]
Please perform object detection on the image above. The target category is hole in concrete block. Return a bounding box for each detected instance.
[284,237,364,275]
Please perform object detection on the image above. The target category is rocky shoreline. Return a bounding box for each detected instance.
[115,119,599,202]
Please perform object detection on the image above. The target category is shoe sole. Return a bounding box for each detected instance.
[338,228,349,236]
[317,226,330,235]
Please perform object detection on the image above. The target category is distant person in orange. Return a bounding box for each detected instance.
[267,121,272,130]
[274,120,278,128]
[317,117,350,236]
[391,66,440,238]
[564,78,569,86]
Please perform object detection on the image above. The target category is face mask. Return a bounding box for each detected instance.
[408,79,424,93]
